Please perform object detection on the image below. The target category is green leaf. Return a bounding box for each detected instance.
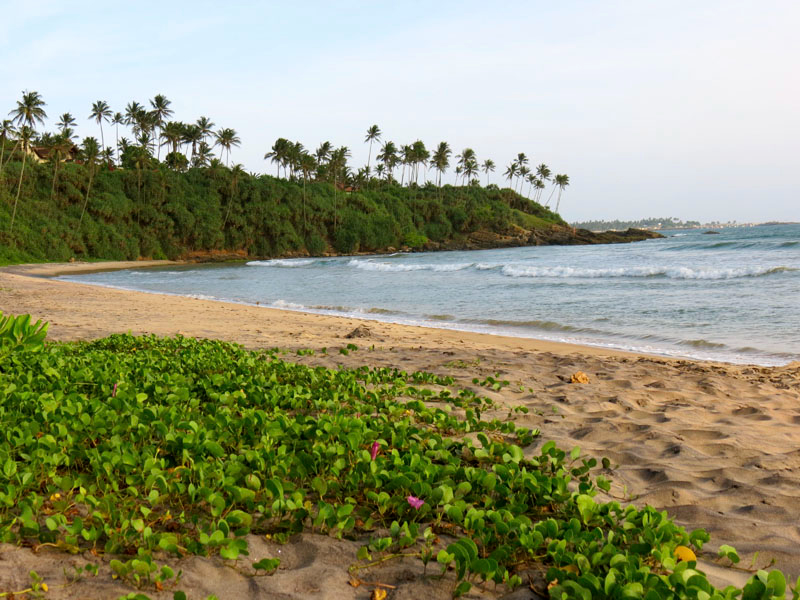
[253,558,280,572]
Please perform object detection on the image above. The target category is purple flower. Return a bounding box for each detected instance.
[407,495,425,510]
[112,383,118,397]
[370,441,380,461]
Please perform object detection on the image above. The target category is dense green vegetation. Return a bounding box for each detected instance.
[0,313,795,599]
[0,91,569,265]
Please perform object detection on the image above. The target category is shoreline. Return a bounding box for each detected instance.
[2,261,800,590]
[18,259,797,368]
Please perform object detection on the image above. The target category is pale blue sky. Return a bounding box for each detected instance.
[2,0,798,222]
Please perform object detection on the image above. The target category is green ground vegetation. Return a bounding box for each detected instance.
[0,313,795,599]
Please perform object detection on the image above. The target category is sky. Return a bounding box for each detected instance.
[1,0,798,223]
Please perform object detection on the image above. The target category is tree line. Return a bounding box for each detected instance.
[0,90,568,263]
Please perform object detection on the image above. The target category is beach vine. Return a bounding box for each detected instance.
[0,315,796,599]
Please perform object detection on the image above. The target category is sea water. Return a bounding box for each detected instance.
[58,224,800,366]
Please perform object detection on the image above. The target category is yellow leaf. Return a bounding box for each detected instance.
[563,564,579,574]
[41,583,49,592]
[370,589,387,600]
[674,545,697,562]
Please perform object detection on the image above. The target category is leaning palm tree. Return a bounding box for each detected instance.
[78,137,100,226]
[149,94,173,160]
[534,177,546,202]
[481,159,495,186]
[89,100,112,156]
[518,165,531,194]
[8,90,47,233]
[535,163,551,202]
[264,137,291,177]
[364,124,382,171]
[0,119,16,173]
[553,174,570,213]
[214,128,241,166]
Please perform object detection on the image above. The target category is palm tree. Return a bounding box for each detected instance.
[160,121,185,158]
[0,119,16,174]
[481,159,495,186]
[149,94,173,160]
[182,124,203,160]
[9,90,47,233]
[431,142,451,187]
[377,141,398,182]
[89,100,112,156]
[111,112,124,163]
[535,163,551,203]
[315,141,332,167]
[57,113,76,133]
[265,137,291,177]
[196,116,215,145]
[534,177,546,202]
[456,148,476,185]
[214,128,240,166]
[503,162,518,189]
[410,140,429,184]
[192,141,214,168]
[463,158,479,184]
[518,165,531,194]
[399,144,412,185]
[364,124,382,171]
[78,137,100,226]
[553,174,570,213]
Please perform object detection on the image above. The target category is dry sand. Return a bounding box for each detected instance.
[1,261,799,599]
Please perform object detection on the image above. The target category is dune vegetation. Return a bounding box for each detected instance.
[0,313,795,599]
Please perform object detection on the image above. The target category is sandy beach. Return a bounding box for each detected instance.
[1,261,799,599]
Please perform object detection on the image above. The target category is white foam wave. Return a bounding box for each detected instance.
[270,299,308,310]
[501,265,795,280]
[348,259,473,273]
[247,259,316,267]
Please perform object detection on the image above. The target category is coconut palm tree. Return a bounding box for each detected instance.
[78,137,100,226]
[431,142,451,187]
[364,124,381,171]
[196,116,215,145]
[0,119,16,173]
[518,165,531,194]
[503,162,517,189]
[192,141,214,168]
[410,140,428,184]
[534,177,546,202]
[160,121,185,157]
[315,141,332,167]
[554,174,570,213]
[57,113,76,134]
[89,100,112,156]
[181,124,202,160]
[481,159,495,186]
[149,94,173,160]
[377,141,398,182]
[265,137,291,177]
[214,128,240,166]
[535,163,551,202]
[463,157,479,184]
[111,112,124,163]
[8,90,47,233]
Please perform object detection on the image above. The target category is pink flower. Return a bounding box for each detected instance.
[407,495,425,510]
[370,441,380,460]
[112,383,118,397]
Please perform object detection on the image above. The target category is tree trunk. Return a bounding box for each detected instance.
[546,184,557,207]
[79,166,95,226]
[50,161,59,203]
[10,150,28,234]
[555,189,563,213]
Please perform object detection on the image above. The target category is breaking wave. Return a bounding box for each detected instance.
[500,265,796,280]
[348,259,473,272]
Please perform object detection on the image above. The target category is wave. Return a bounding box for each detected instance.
[247,259,317,267]
[348,259,473,272]
[500,265,796,280]
[665,239,800,251]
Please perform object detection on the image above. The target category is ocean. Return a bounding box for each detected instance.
[57,224,800,366]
